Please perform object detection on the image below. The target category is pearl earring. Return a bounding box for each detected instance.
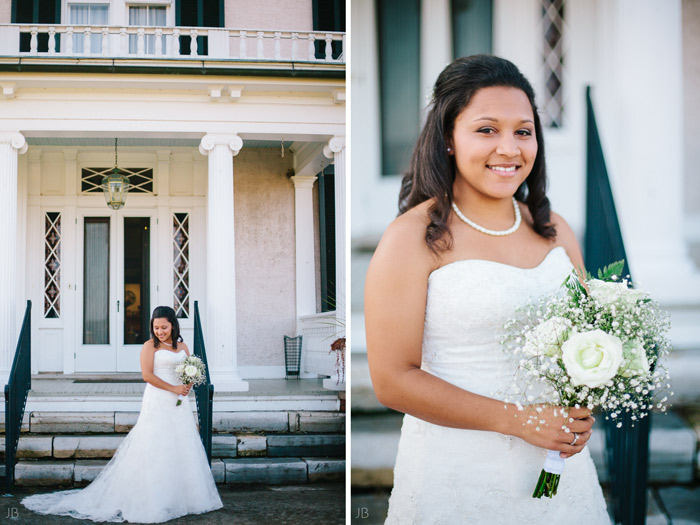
[447,147,452,153]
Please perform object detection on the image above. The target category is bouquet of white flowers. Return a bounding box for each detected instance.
[174,355,207,406]
[502,260,671,498]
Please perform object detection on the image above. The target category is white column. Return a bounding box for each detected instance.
[199,133,249,392]
[0,132,27,384]
[323,136,346,391]
[290,176,317,328]
[599,0,700,304]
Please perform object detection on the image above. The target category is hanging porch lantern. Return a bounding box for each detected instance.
[101,138,130,210]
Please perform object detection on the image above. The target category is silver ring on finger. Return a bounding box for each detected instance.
[570,433,579,446]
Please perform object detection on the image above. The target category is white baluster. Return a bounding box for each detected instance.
[83,27,91,55]
[274,32,281,60]
[48,27,56,54]
[190,29,198,56]
[119,27,127,56]
[291,32,298,61]
[30,27,38,54]
[325,33,332,61]
[172,28,180,57]
[101,27,109,56]
[137,27,145,56]
[240,31,247,59]
[256,31,264,59]
[307,33,315,60]
[66,27,73,55]
[155,28,163,56]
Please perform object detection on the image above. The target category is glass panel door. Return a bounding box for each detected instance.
[123,218,150,345]
[76,211,156,372]
[83,218,110,344]
[117,212,156,372]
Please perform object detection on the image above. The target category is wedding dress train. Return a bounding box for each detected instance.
[22,349,223,523]
[385,247,610,524]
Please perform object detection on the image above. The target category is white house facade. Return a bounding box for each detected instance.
[0,0,346,392]
[351,0,700,405]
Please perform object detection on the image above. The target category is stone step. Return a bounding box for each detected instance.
[1,433,346,460]
[1,410,345,434]
[13,457,345,487]
[351,410,698,487]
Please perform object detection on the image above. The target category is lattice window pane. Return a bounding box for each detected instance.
[173,213,190,319]
[44,212,61,318]
[81,168,154,194]
[541,0,565,128]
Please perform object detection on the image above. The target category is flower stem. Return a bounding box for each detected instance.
[532,469,560,498]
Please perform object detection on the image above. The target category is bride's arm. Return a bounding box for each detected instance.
[140,342,189,395]
[365,212,592,457]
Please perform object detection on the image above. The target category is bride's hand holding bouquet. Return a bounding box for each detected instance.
[502,260,671,498]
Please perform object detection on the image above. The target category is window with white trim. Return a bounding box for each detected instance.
[81,167,154,194]
[129,5,167,55]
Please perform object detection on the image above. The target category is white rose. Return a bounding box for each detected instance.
[561,329,623,388]
[620,339,650,377]
[523,317,571,357]
[184,365,198,377]
[588,279,646,307]
[175,364,184,374]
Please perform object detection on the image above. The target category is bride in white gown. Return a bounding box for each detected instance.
[22,306,223,523]
[364,55,610,524]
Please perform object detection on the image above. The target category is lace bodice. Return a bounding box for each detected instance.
[153,348,186,384]
[385,246,610,524]
[422,247,572,399]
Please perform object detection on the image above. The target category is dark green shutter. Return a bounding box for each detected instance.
[318,167,336,312]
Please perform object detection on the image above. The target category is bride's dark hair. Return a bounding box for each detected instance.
[150,306,184,349]
[398,54,556,254]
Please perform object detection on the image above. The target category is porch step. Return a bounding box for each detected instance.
[12,457,345,487]
[1,433,345,461]
[23,378,341,412]
[1,410,345,435]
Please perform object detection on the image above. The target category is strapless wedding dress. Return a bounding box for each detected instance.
[22,349,223,523]
[385,247,610,524]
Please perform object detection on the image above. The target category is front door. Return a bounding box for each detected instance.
[76,209,157,372]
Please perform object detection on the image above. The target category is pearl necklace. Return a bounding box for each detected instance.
[451,197,521,237]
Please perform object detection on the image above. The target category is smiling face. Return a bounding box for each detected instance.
[449,86,538,202]
[152,318,173,344]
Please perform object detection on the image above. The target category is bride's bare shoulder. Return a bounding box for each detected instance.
[550,211,585,272]
[370,200,437,277]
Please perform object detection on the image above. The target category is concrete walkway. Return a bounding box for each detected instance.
[0,482,345,524]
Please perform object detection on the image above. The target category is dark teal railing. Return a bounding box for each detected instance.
[193,301,214,465]
[3,301,32,494]
[584,86,649,525]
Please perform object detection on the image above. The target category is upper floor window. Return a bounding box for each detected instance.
[129,6,167,55]
[70,4,109,54]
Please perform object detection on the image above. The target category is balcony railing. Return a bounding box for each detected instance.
[0,24,345,63]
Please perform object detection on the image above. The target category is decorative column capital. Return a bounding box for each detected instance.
[0,132,28,154]
[199,134,243,157]
[323,136,346,159]
[290,175,317,190]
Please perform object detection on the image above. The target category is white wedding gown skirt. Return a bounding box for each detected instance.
[22,349,223,523]
[385,247,610,524]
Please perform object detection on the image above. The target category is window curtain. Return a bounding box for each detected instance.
[83,219,110,345]
[70,4,108,54]
[129,6,166,54]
